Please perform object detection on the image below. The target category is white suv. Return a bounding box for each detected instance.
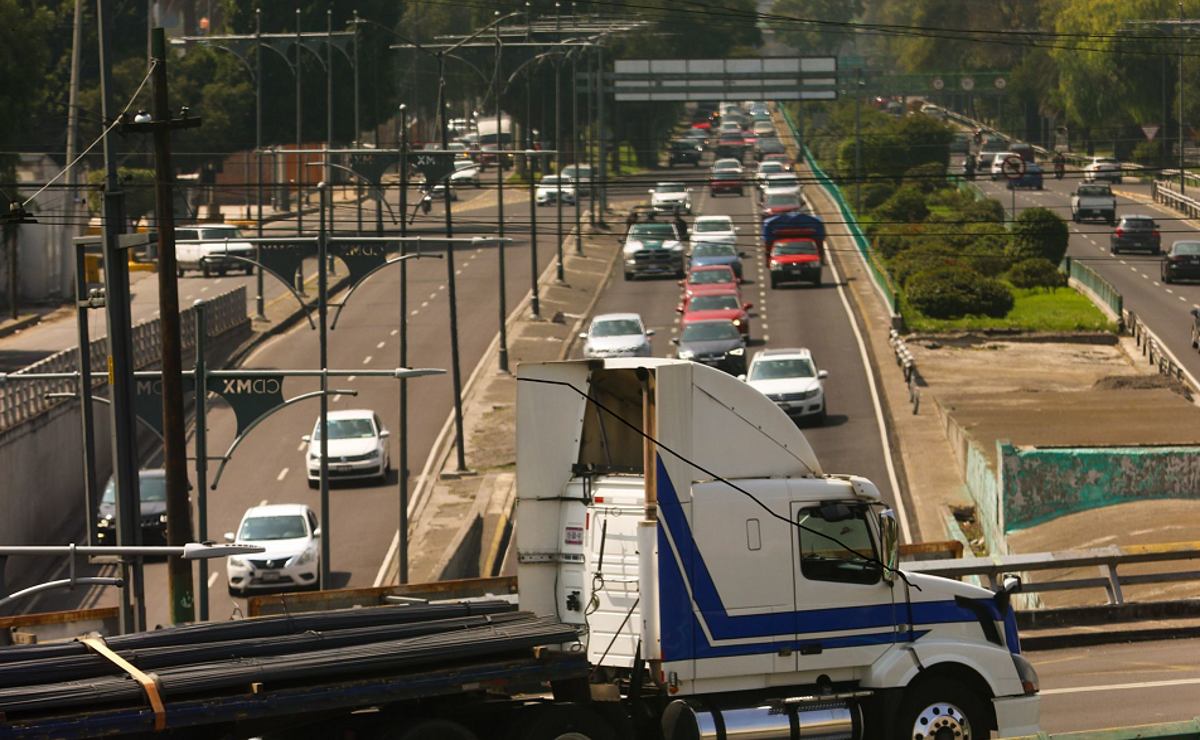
[744,348,829,424]
[175,224,255,277]
[580,313,653,358]
[649,182,693,214]
[224,504,321,595]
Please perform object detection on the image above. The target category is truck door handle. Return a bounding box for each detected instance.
[800,644,822,656]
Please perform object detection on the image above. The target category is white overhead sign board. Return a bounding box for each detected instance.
[611,57,838,101]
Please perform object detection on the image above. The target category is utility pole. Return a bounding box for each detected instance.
[495,23,510,374]
[397,104,410,584]
[438,54,469,474]
[65,0,84,298]
[526,6,541,319]
[554,56,564,282]
[296,9,304,236]
[1180,0,1186,194]
[97,0,144,634]
[130,27,201,624]
[255,8,265,320]
[572,51,581,255]
[854,67,863,214]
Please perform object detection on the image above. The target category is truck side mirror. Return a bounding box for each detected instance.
[817,370,829,380]
[301,434,311,443]
[879,509,899,583]
[223,532,235,543]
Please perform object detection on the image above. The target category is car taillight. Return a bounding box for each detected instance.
[1153,230,1161,239]
[1115,228,1124,237]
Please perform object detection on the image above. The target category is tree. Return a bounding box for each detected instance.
[767,0,863,55]
[1009,207,1070,264]
[0,0,55,181]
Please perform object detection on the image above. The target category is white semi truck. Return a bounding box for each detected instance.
[0,358,1039,739]
[517,357,1040,738]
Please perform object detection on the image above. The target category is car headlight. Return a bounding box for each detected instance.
[159,513,169,524]
[228,556,246,568]
[731,319,742,327]
[729,347,745,356]
[97,517,112,528]
[678,350,695,359]
[308,452,319,461]
[769,260,780,269]
[291,548,316,566]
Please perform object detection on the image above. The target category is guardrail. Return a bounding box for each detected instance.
[0,287,248,432]
[908,540,1200,606]
[1060,255,1123,321]
[1153,179,1200,218]
[1124,308,1197,397]
[887,329,920,413]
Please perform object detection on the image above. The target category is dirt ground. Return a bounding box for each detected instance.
[909,333,1200,605]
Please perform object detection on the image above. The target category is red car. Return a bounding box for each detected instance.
[680,264,741,301]
[678,290,753,339]
[761,192,803,217]
[767,238,823,288]
[691,120,712,131]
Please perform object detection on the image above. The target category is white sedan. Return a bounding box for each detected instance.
[303,409,391,487]
[579,312,653,358]
[225,504,321,595]
[449,161,481,188]
[536,175,576,205]
[690,215,738,245]
[649,182,693,214]
[1084,156,1122,183]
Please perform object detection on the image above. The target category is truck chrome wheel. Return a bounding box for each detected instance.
[910,701,972,739]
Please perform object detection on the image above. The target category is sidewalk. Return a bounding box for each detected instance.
[383,195,640,586]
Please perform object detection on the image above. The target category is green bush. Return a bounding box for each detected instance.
[963,242,1012,277]
[873,185,929,224]
[1007,257,1067,289]
[903,162,948,193]
[890,242,959,286]
[860,181,896,211]
[1008,207,1070,264]
[963,198,1006,224]
[1130,140,1162,167]
[873,223,924,260]
[908,266,1015,319]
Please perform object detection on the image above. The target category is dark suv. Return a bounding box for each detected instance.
[668,139,703,166]
[1110,215,1160,255]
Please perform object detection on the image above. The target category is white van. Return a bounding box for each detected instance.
[174,224,255,277]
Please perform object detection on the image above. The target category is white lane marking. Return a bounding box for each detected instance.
[1181,295,1188,302]
[421,301,429,308]
[1163,286,1169,291]
[184,294,193,300]
[214,279,224,285]
[438,284,446,291]
[258,498,269,506]
[762,334,770,342]
[1120,259,1128,265]
[297,441,306,451]
[1040,676,1200,696]
[825,242,912,543]
[428,292,437,300]
[455,269,463,276]
[390,329,399,336]
[411,309,420,316]
[376,341,386,349]
[1141,273,1149,279]
[208,571,220,587]
[200,286,209,293]
[333,394,342,402]
[348,375,356,382]
[363,355,373,364]
[276,468,289,481]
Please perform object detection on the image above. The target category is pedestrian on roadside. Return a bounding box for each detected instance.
[625,209,638,231]
[674,212,689,242]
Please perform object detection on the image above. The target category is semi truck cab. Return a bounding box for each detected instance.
[517,358,1040,738]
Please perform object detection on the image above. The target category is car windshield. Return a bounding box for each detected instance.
[695,220,732,233]
[749,357,815,380]
[541,175,565,185]
[198,228,243,240]
[101,475,167,504]
[656,183,685,193]
[1078,185,1111,196]
[630,223,675,238]
[313,418,376,440]
[455,161,474,171]
[239,515,308,541]
[1122,218,1154,229]
[689,294,739,311]
[591,319,642,337]
[768,177,799,187]
[693,243,736,258]
[681,321,740,342]
[1174,242,1200,255]
[713,165,740,174]
[719,135,743,142]
[690,269,734,284]
[774,241,818,256]
[759,163,783,174]
[766,194,799,206]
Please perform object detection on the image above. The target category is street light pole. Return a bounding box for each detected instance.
[854,67,863,214]
[439,54,469,474]
[296,9,304,237]
[555,56,564,282]
[397,104,410,584]
[526,12,541,320]
[496,24,510,374]
[572,51,582,255]
[255,8,265,320]
[1180,0,1186,194]
[317,181,331,587]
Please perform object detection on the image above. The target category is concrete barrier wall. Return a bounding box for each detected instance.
[966,440,1007,555]
[1001,443,1200,531]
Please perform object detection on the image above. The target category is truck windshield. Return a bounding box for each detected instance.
[797,505,880,585]
[773,241,819,256]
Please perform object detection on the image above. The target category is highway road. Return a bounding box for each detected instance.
[25,169,602,626]
[972,170,1200,386]
[581,157,899,510]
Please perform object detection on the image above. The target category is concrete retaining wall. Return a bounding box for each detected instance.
[1001,443,1200,531]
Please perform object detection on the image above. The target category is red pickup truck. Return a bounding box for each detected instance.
[762,212,826,288]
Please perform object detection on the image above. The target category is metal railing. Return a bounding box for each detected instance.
[0,287,248,432]
[1061,255,1123,321]
[909,540,1200,606]
[887,329,920,413]
[1153,178,1200,218]
[1125,308,1197,396]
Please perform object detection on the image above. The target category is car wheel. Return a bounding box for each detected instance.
[1072,213,1079,223]
[176,266,185,278]
[217,265,227,277]
[201,262,211,278]
[1112,247,1120,255]
[1192,327,1198,349]
[1164,271,1172,284]
[227,585,243,597]
[623,271,633,281]
[817,403,828,425]
[769,274,778,288]
[245,264,255,276]
[307,478,318,489]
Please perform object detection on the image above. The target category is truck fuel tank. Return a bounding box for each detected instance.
[662,698,858,740]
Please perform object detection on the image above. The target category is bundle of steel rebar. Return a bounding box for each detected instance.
[0,610,577,717]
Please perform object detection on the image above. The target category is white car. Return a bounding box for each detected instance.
[649,182,693,214]
[424,183,459,202]
[560,164,592,195]
[449,160,481,188]
[579,312,653,358]
[755,160,788,186]
[743,348,829,424]
[989,151,1020,180]
[690,215,738,245]
[1084,156,1122,183]
[762,173,802,199]
[224,504,321,595]
[303,409,391,487]
[536,174,576,205]
[751,119,775,137]
[175,224,255,278]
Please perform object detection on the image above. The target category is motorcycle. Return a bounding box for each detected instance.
[1054,161,1065,180]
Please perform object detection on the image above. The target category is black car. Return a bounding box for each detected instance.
[1110,215,1161,255]
[96,469,169,545]
[673,319,747,375]
[754,137,786,160]
[669,139,703,166]
[1163,240,1200,283]
[715,134,747,161]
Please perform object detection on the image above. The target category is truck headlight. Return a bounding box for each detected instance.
[678,350,695,359]
[1012,653,1039,695]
